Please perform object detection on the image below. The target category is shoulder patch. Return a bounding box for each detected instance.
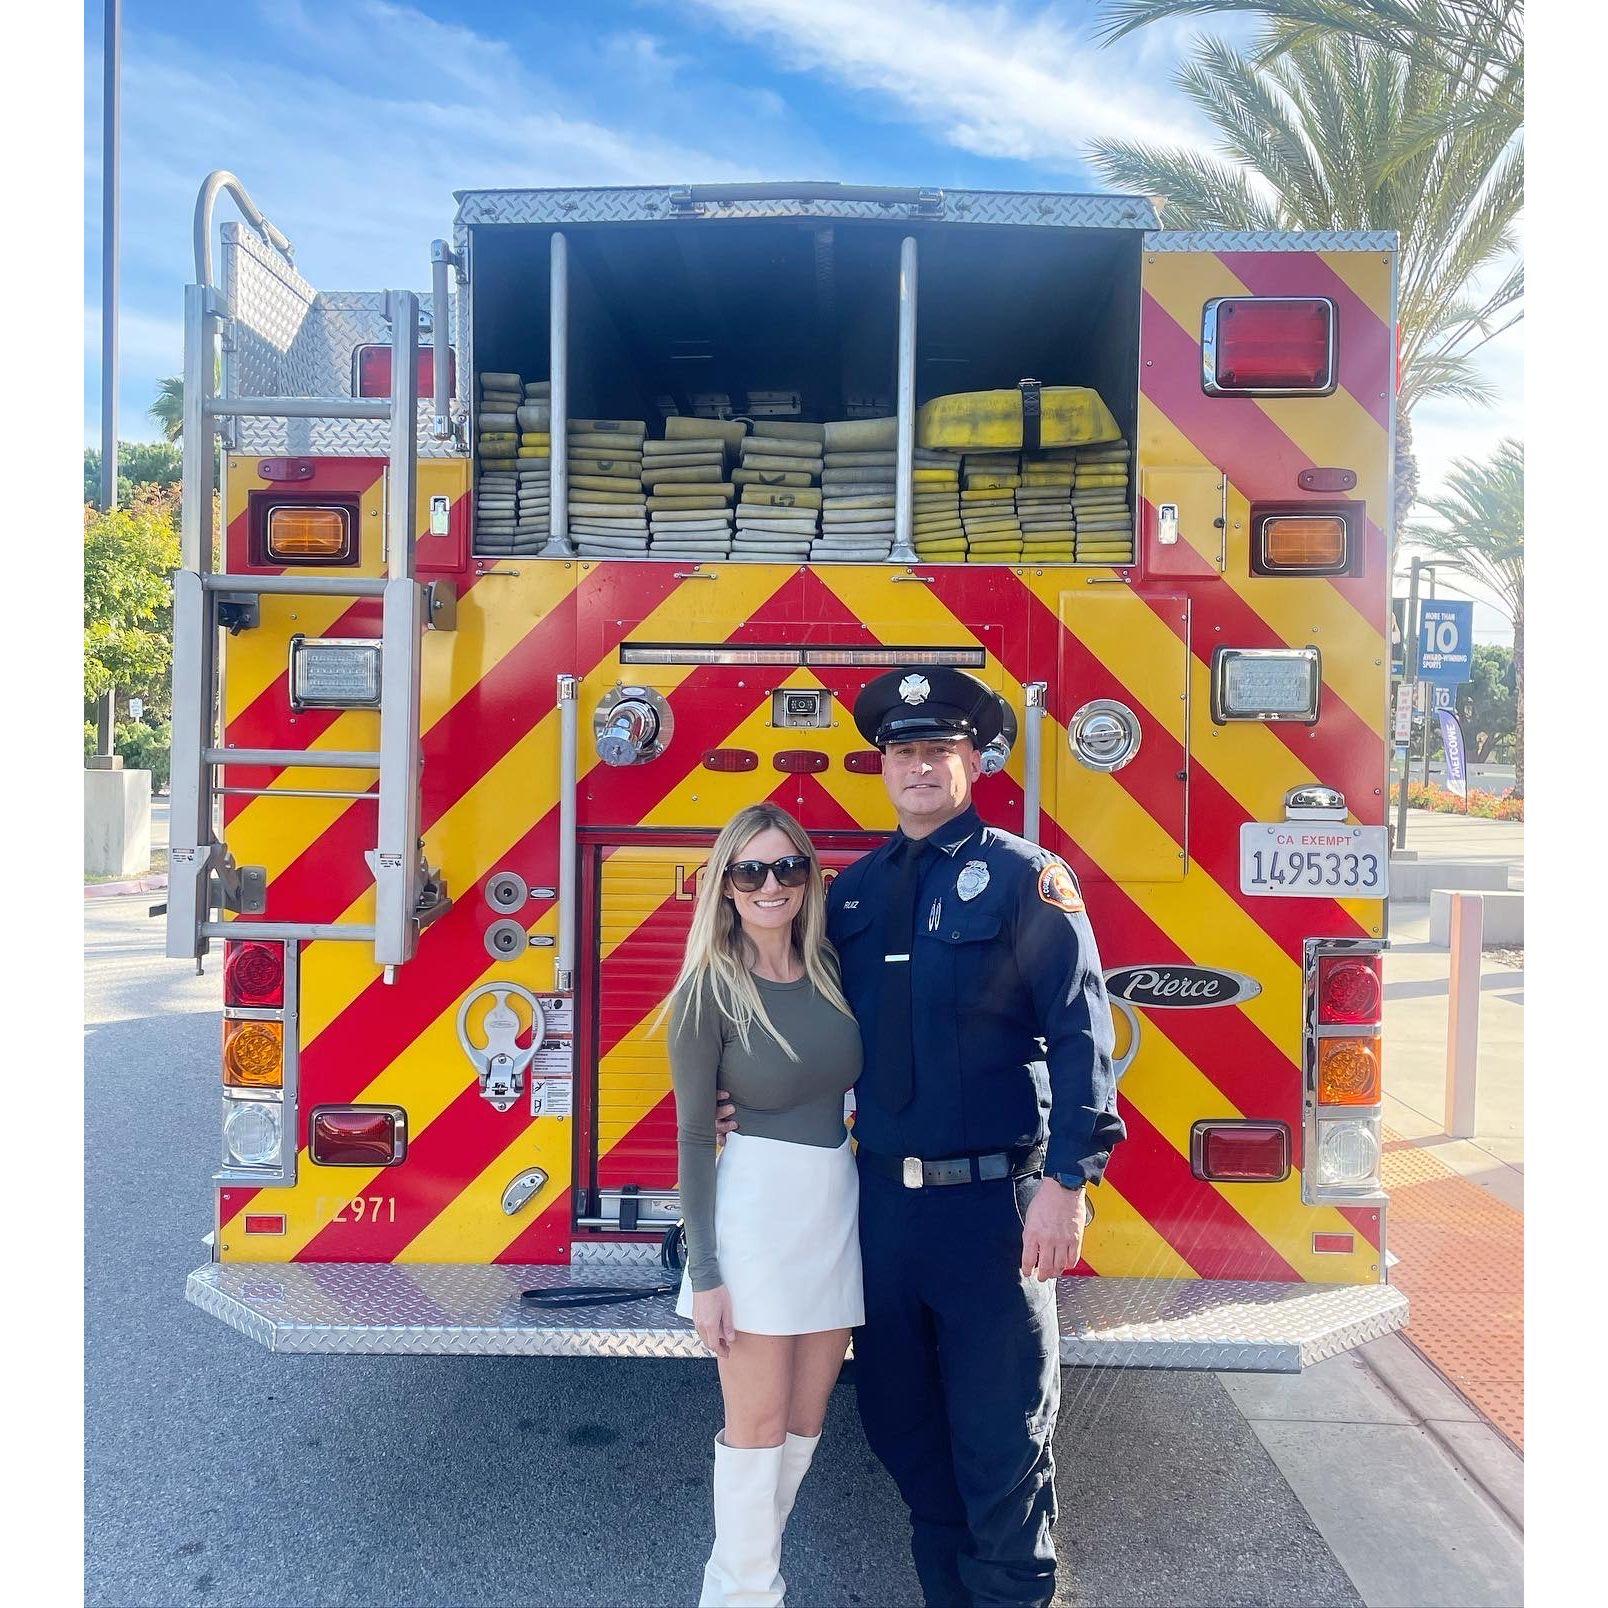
[1037,860,1085,914]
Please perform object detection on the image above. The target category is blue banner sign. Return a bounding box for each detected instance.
[1436,707,1468,801]
[1418,600,1474,684]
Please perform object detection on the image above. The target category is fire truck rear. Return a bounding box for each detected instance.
[174,176,1405,1366]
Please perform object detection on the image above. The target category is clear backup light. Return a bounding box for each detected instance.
[223,1098,283,1169]
[1212,647,1321,723]
[289,637,382,710]
[1315,1118,1381,1189]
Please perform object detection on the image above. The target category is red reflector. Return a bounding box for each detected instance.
[1312,1232,1355,1255]
[843,751,883,774]
[310,1107,405,1167]
[774,750,828,774]
[1211,298,1334,391]
[1319,955,1382,1024]
[354,344,456,399]
[1192,1121,1289,1182]
[244,1214,286,1236]
[702,748,758,772]
[256,457,316,483]
[225,940,285,1008]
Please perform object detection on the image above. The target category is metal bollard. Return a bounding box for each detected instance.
[1444,892,1484,1139]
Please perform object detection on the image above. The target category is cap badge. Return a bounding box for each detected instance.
[898,674,931,706]
[956,860,990,902]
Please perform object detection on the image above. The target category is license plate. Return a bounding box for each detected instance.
[1239,824,1389,898]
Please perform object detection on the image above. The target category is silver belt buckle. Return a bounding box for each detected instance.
[902,1156,924,1189]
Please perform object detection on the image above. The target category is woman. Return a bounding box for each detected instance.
[661,802,863,1607]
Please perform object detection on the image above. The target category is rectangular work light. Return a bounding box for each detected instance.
[1203,297,1337,395]
[265,504,355,563]
[1211,647,1322,723]
[289,637,383,711]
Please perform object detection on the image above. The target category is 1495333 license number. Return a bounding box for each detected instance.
[1239,824,1388,898]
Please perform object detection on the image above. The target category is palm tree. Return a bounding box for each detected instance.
[1096,1,1523,160]
[149,376,183,442]
[1408,437,1522,791]
[1086,27,1521,532]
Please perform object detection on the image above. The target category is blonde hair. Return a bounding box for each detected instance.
[655,803,853,1059]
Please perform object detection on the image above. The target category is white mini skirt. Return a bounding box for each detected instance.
[677,1131,864,1335]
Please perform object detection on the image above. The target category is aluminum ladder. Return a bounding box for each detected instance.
[166,181,451,974]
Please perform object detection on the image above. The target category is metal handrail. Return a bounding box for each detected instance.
[193,170,295,289]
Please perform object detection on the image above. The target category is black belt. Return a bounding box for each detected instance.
[858,1144,1045,1190]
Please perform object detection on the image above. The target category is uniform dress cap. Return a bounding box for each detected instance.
[854,665,1005,749]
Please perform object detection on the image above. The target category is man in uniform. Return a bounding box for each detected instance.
[824,665,1120,1606]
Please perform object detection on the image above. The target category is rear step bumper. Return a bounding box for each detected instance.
[187,1262,1406,1371]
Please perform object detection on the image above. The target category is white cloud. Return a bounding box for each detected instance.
[676,0,1217,166]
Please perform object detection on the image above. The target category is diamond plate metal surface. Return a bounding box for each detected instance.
[224,230,468,460]
[188,1264,1403,1368]
[1144,229,1397,254]
[455,188,1159,232]
[572,1241,662,1266]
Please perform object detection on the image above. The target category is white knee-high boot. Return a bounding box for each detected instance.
[700,1436,786,1607]
[775,1431,820,1531]
[769,1431,821,1599]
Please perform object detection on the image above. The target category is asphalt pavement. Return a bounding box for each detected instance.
[85,896,1514,1608]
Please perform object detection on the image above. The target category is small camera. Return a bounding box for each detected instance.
[772,688,831,728]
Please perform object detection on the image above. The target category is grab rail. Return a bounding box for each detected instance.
[193,170,295,289]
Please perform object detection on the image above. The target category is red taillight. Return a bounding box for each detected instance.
[1312,1232,1355,1255]
[225,940,284,1008]
[843,751,883,774]
[244,1214,286,1236]
[702,748,758,772]
[353,344,455,399]
[1319,955,1381,1024]
[310,1106,406,1167]
[774,750,828,773]
[1208,298,1335,392]
[1191,1121,1290,1182]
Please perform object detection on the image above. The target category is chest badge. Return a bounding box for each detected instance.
[899,674,931,705]
[956,860,990,901]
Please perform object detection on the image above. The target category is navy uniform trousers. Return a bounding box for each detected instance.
[854,1162,1060,1608]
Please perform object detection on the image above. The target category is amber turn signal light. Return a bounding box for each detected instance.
[266,505,353,561]
[223,1019,284,1088]
[1316,1036,1380,1106]
[1262,515,1347,571]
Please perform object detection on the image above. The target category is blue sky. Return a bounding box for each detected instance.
[83,0,1520,633]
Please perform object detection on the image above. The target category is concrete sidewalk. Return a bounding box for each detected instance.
[1381,810,1523,1459]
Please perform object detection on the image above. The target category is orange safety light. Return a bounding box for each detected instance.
[1316,1036,1380,1106]
[265,505,354,563]
[1261,515,1347,571]
[223,1019,284,1088]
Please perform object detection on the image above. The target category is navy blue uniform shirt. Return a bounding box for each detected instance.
[827,805,1124,1183]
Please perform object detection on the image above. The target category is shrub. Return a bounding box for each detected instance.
[1390,780,1523,822]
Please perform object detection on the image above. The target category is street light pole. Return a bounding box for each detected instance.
[96,0,122,763]
[1393,557,1435,851]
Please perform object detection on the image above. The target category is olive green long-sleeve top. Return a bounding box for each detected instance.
[669,974,862,1292]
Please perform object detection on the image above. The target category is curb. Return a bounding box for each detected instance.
[85,875,167,899]
[1355,1333,1523,1532]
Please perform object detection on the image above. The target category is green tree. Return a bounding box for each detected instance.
[1455,642,1515,763]
[84,488,180,707]
[1087,23,1521,530]
[1097,1,1523,158]
[84,440,185,504]
[149,375,184,442]
[1408,437,1523,789]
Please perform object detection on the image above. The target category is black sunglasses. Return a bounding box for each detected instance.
[725,855,812,893]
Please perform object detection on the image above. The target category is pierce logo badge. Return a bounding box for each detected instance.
[1103,965,1263,1009]
[899,674,931,705]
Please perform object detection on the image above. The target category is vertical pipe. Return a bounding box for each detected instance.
[555,675,579,991]
[1443,893,1483,1139]
[430,240,453,440]
[543,231,574,558]
[1419,573,1436,789]
[386,289,419,581]
[890,234,919,564]
[1022,681,1046,844]
[100,0,120,516]
[180,283,216,575]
